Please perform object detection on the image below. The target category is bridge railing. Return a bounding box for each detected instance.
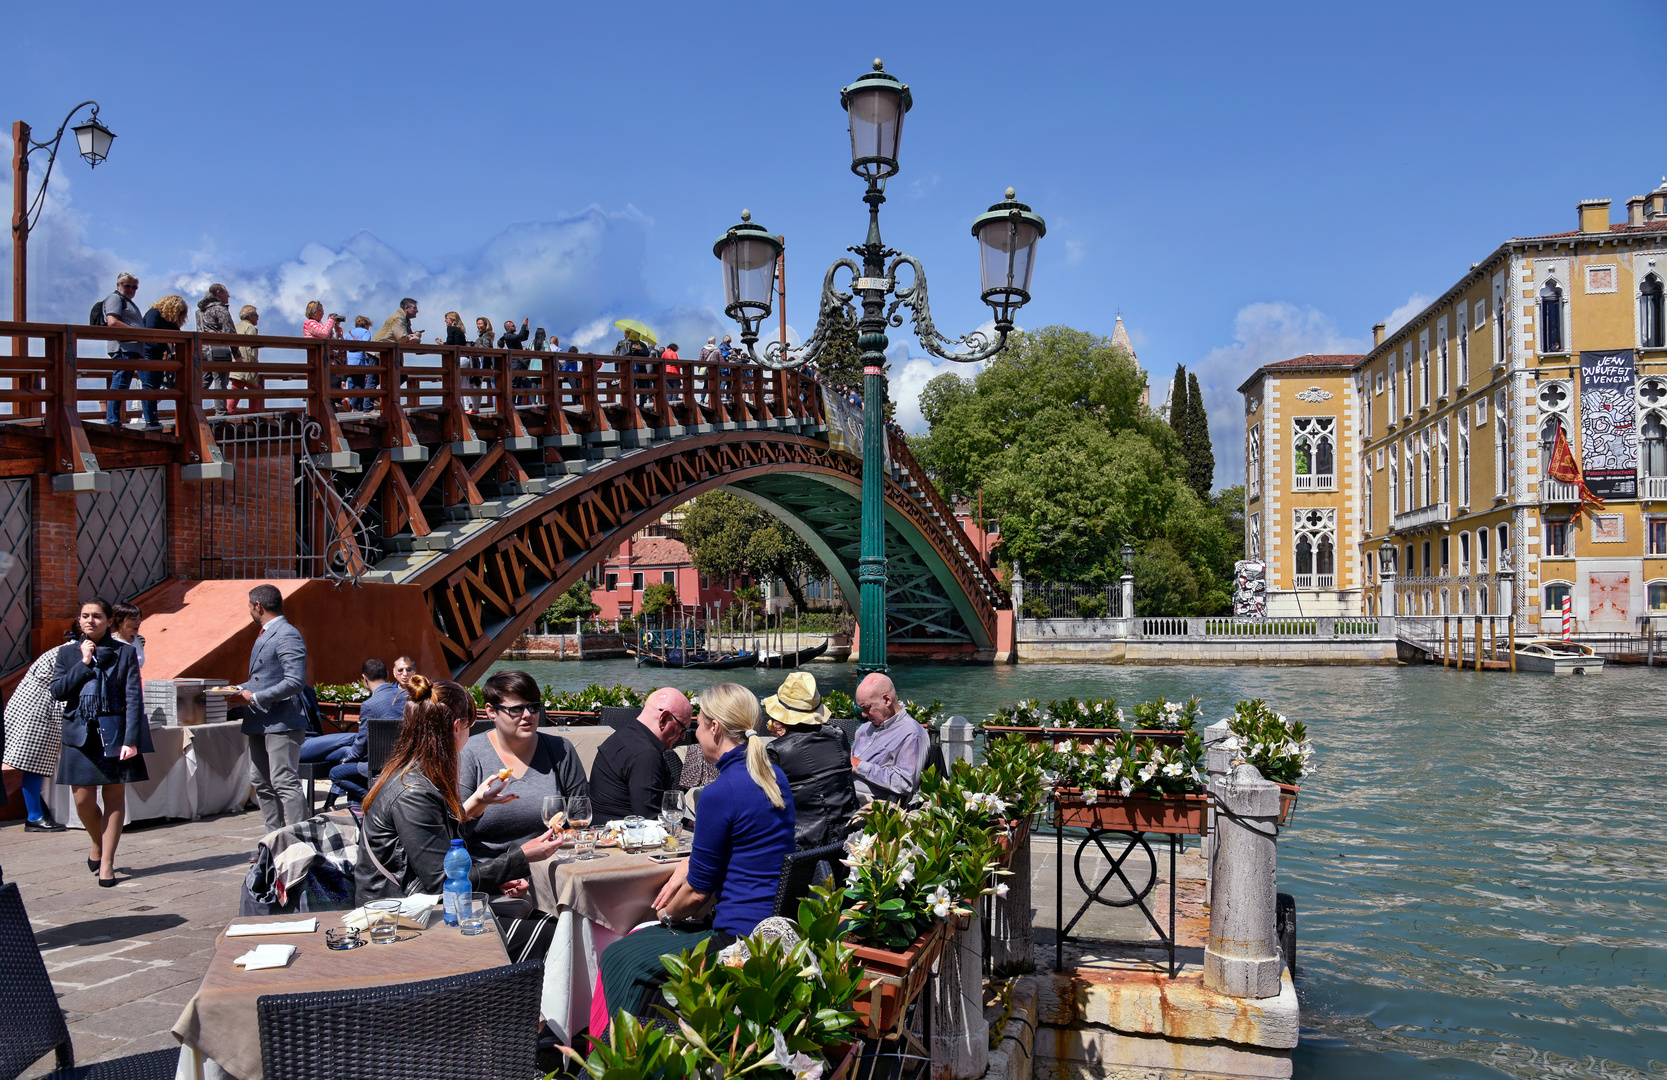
[0,320,828,490]
[1135,616,1389,640]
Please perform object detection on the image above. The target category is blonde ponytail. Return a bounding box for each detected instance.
[700,682,785,809]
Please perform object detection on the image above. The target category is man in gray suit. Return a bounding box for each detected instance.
[237,584,309,832]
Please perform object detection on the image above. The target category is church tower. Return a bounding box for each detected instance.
[1110,315,1148,408]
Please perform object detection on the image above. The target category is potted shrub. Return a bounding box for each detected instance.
[1221,699,1313,825]
[1048,727,1210,836]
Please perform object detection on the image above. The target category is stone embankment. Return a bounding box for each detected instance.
[499,633,628,660]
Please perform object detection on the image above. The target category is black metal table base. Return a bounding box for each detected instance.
[1055,817,1183,977]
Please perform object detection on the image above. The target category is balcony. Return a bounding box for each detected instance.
[1293,574,1337,590]
[1541,479,1579,503]
[1642,475,1667,501]
[1392,502,1451,531]
[1293,473,1335,491]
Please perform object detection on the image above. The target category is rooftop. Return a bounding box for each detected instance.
[1238,354,1364,393]
[612,536,689,566]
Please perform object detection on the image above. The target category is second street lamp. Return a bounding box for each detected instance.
[713,59,1044,674]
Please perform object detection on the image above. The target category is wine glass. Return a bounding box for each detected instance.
[660,791,684,851]
[568,796,596,860]
[542,795,566,836]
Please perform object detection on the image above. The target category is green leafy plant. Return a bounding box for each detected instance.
[988,696,1118,729]
[1128,695,1200,732]
[1223,699,1312,785]
[980,734,1052,820]
[822,689,855,721]
[542,579,601,625]
[1075,595,1107,619]
[313,683,368,704]
[1020,597,1050,619]
[641,581,678,617]
[538,683,647,711]
[1044,726,1206,800]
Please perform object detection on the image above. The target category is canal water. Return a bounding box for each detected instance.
[487,656,1666,1079]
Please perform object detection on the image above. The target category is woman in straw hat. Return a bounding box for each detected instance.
[763,672,859,850]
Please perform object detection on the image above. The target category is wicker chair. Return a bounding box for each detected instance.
[0,883,179,1080]
[364,718,403,780]
[597,705,640,727]
[256,960,542,1080]
[770,839,848,918]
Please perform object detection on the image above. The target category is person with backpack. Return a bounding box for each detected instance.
[100,273,144,426]
[196,284,238,416]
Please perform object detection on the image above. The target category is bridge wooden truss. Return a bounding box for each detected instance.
[1,321,1004,679]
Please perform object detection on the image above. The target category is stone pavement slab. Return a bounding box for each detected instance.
[0,808,266,1078]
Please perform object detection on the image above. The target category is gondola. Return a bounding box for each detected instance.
[753,638,830,669]
[628,646,756,669]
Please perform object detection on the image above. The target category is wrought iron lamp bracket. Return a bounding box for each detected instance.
[885,254,1011,364]
[17,101,105,236]
[753,257,863,370]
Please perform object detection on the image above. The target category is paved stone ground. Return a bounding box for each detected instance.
[0,808,266,1078]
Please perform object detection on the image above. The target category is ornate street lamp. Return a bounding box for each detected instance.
[713,60,1044,673]
[12,102,116,322]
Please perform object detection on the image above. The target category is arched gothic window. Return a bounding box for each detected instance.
[1540,280,1566,353]
[1641,273,1664,349]
[1292,508,1337,589]
[1642,412,1667,478]
[1477,584,1490,615]
[1292,417,1336,489]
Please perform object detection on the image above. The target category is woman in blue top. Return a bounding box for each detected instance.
[597,682,794,1025]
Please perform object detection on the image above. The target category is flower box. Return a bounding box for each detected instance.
[317,702,360,735]
[825,1041,860,1080]
[1277,782,1299,826]
[994,816,1031,869]
[846,917,947,1039]
[983,725,1182,745]
[544,709,601,725]
[1053,788,1208,836]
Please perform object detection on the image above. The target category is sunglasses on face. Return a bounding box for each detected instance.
[495,703,539,718]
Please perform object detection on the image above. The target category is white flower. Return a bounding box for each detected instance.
[927,884,954,918]
[1115,708,1126,723]
[1083,788,1099,805]
[1162,762,1183,777]
[1101,766,1118,785]
[1119,777,1134,797]
[1138,764,1157,783]
[995,882,1010,898]
[773,1030,825,1080]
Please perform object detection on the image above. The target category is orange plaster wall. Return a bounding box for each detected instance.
[133,579,447,685]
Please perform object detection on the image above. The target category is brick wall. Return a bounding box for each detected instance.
[31,474,78,653]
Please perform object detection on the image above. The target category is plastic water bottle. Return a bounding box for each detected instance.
[442,839,471,927]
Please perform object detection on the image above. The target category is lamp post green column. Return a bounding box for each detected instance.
[856,183,891,674]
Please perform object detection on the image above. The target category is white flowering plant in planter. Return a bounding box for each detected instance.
[989,696,1118,729]
[1045,728,1206,801]
[1221,699,1313,786]
[1128,695,1201,732]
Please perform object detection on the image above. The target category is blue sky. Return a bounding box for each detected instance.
[6,1,1665,486]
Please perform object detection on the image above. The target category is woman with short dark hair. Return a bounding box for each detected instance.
[457,669,588,862]
[51,599,152,886]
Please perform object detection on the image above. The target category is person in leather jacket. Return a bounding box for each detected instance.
[762,672,859,849]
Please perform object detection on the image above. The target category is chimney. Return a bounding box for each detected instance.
[1578,198,1611,233]
[1650,179,1667,220]
[1372,322,1386,348]
[1627,196,1647,227]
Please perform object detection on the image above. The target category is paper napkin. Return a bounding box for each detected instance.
[233,944,296,970]
[226,919,317,937]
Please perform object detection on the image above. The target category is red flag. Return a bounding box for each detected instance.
[1547,425,1604,519]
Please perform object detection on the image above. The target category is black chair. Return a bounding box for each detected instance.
[365,718,403,780]
[922,738,946,782]
[0,883,180,1080]
[256,960,542,1080]
[832,716,861,746]
[771,839,848,918]
[300,760,331,815]
[598,705,640,727]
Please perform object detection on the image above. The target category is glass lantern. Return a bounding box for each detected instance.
[971,188,1046,326]
[713,211,783,326]
[840,60,912,183]
[73,115,116,167]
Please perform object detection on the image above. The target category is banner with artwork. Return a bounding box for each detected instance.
[1579,350,1637,499]
[1232,560,1266,619]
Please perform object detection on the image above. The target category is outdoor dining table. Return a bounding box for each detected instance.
[170,907,510,1080]
[527,844,678,1044]
[45,718,251,825]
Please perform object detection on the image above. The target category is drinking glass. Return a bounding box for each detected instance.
[460,892,490,936]
[660,790,684,850]
[365,900,401,944]
[568,797,597,860]
[542,795,567,834]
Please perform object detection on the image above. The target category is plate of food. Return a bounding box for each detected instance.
[207,685,243,695]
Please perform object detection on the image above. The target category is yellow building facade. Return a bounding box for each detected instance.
[1242,180,1667,633]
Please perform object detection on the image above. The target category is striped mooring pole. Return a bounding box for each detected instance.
[1562,596,1573,642]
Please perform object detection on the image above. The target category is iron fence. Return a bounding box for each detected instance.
[1022,581,1124,620]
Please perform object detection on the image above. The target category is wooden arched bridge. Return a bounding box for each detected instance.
[0,320,1005,683]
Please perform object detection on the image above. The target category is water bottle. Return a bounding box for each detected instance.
[442,839,471,927]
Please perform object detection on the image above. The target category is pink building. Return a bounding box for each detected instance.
[592,534,746,620]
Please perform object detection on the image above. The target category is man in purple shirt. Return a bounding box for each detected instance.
[850,673,930,804]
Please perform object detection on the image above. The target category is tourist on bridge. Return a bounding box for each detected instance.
[501,318,532,404]
[196,284,238,416]
[531,327,547,352]
[301,300,338,340]
[51,599,153,886]
[850,672,930,805]
[100,272,144,427]
[344,315,374,412]
[354,676,563,964]
[437,311,468,347]
[763,671,859,849]
[457,670,588,865]
[237,585,311,833]
[2,648,68,833]
[588,687,693,822]
[133,294,187,429]
[597,683,795,1029]
[373,297,422,345]
[230,304,261,414]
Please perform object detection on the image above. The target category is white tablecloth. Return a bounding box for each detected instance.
[544,908,625,1043]
[46,720,252,824]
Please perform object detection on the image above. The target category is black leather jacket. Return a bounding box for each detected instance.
[355,768,526,905]
[768,724,859,849]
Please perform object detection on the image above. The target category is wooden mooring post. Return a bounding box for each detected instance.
[1475,615,1483,672]
[1442,617,1451,667]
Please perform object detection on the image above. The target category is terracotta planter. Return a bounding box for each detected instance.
[825,1041,860,1080]
[994,816,1031,869]
[846,918,947,1039]
[1276,782,1299,826]
[544,709,601,725]
[317,702,361,735]
[1053,788,1209,836]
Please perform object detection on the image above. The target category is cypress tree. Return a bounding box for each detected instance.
[1185,371,1215,498]
[1167,363,1188,436]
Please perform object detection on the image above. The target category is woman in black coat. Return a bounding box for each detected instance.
[762,672,859,849]
[51,598,152,886]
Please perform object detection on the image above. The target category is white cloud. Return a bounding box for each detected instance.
[1190,302,1368,490]
[0,155,134,320]
[888,318,1000,434]
[1063,239,1086,267]
[1383,293,1433,334]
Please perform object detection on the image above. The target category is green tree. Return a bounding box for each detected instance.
[542,579,599,625]
[1167,363,1188,438]
[641,581,678,617]
[817,322,893,420]
[681,490,821,609]
[1185,371,1216,498]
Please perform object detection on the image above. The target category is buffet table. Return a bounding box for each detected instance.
[45,719,252,824]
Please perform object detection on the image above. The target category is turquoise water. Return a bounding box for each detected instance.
[489,657,1667,1079]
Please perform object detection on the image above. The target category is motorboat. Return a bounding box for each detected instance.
[1512,638,1605,675]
